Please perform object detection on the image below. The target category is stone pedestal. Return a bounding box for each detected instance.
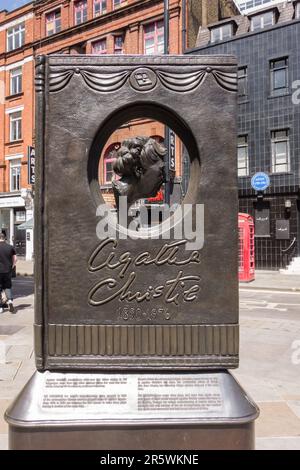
[5,370,259,450]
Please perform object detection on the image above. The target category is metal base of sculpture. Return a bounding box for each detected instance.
[5,370,259,450]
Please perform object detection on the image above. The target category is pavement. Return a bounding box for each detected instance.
[241,271,300,292]
[0,272,299,450]
[15,259,34,277]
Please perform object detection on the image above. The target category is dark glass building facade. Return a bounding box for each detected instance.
[188,2,300,270]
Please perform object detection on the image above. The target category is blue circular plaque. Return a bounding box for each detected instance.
[251,172,270,192]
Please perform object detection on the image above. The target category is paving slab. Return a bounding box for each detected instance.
[255,402,300,438]
[0,433,8,451]
[257,437,300,450]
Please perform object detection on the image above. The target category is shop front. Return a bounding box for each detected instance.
[0,194,27,257]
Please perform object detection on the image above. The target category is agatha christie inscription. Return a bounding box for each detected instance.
[87,239,201,307]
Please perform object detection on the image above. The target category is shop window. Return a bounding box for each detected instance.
[74,0,87,25]
[10,112,22,142]
[144,20,164,55]
[10,67,22,95]
[15,210,26,222]
[10,159,21,192]
[46,10,61,36]
[271,129,290,173]
[92,38,107,54]
[7,22,25,52]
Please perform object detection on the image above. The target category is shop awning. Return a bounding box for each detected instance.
[17,218,34,231]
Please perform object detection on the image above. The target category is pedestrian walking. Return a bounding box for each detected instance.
[0,233,17,314]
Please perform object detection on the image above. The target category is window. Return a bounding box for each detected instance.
[46,10,61,36]
[10,112,22,142]
[237,136,249,177]
[94,0,106,16]
[15,210,26,222]
[103,143,120,184]
[251,11,274,31]
[271,130,290,173]
[238,66,248,98]
[7,22,25,52]
[74,0,87,25]
[92,38,107,54]
[211,23,233,43]
[144,21,164,55]
[296,2,300,19]
[10,159,21,192]
[270,58,288,95]
[10,67,22,95]
[113,0,126,8]
[114,35,124,54]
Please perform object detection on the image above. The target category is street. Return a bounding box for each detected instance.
[0,278,299,450]
[237,288,300,449]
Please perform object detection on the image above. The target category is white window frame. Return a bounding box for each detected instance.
[10,158,21,192]
[296,2,300,19]
[9,111,22,142]
[251,11,274,31]
[270,57,288,95]
[271,130,290,174]
[113,0,126,8]
[10,67,22,95]
[94,0,107,17]
[114,35,124,54]
[237,135,249,177]
[7,22,25,52]
[144,20,164,55]
[211,23,233,43]
[92,38,107,54]
[238,66,248,97]
[74,0,88,25]
[45,9,62,36]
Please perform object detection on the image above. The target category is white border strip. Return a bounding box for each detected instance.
[0,55,33,73]
[5,153,23,161]
[0,12,33,32]
[5,105,24,114]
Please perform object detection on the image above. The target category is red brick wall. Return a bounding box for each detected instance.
[0,2,34,193]
[0,0,183,198]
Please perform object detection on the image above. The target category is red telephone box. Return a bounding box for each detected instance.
[239,213,255,283]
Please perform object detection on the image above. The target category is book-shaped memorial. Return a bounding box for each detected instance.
[5,55,259,449]
[35,55,239,370]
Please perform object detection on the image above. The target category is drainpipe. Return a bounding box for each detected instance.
[164,0,171,205]
[182,0,187,52]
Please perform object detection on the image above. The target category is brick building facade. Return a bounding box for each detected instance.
[0,0,237,259]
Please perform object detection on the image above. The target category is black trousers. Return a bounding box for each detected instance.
[0,272,13,305]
